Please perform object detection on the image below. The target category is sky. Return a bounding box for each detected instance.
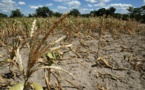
[0,0,144,16]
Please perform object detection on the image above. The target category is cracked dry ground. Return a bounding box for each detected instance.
[0,29,145,90]
[59,30,145,90]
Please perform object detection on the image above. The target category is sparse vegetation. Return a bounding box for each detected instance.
[0,8,145,90]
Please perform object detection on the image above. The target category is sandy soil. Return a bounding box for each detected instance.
[0,28,145,90]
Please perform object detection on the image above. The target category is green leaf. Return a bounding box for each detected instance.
[9,82,24,90]
[31,82,43,90]
[46,52,54,65]
[9,82,43,90]
[46,52,61,65]
[46,52,60,60]
[55,53,60,59]
[46,52,54,60]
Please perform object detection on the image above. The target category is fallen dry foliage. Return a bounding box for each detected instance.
[0,15,145,90]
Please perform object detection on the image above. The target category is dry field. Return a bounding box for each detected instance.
[0,14,145,90]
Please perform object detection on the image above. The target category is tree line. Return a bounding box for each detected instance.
[1,5,145,22]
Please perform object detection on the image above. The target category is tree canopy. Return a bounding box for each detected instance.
[1,5,145,23]
[0,13,8,18]
[90,7,116,17]
[106,7,116,16]
[35,6,53,17]
[10,9,23,18]
[127,6,144,21]
[69,9,80,17]
[53,12,62,17]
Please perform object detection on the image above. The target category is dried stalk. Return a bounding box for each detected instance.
[26,12,69,82]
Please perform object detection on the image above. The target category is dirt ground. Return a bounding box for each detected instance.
[0,27,145,90]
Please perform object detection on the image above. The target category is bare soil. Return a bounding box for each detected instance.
[0,28,145,90]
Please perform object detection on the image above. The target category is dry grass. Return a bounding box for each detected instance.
[0,15,140,90]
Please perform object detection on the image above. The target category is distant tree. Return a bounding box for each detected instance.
[0,13,8,18]
[35,6,53,17]
[81,14,90,17]
[53,12,62,17]
[28,13,37,17]
[122,14,129,20]
[28,14,33,18]
[113,13,129,20]
[96,8,107,16]
[113,13,122,19]
[127,6,142,21]
[90,11,97,17]
[106,7,116,17]
[90,7,116,17]
[141,5,145,23]
[69,9,80,17]
[10,9,23,17]
[127,6,134,14]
